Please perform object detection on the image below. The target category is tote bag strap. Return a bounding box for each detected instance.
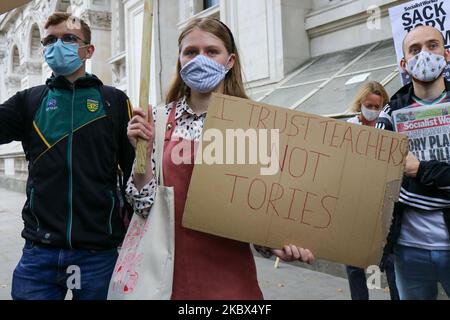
[154,102,176,186]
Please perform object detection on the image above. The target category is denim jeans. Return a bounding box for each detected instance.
[394,245,450,300]
[346,254,399,300]
[11,240,118,300]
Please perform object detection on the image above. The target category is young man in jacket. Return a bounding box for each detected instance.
[0,13,135,300]
[377,25,450,300]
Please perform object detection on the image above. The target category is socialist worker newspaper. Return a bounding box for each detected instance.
[393,103,450,164]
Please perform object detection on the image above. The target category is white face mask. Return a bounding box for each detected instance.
[361,105,380,121]
[406,50,447,82]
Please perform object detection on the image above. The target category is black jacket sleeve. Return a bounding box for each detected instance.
[375,104,394,131]
[0,91,26,144]
[416,160,450,192]
[116,90,135,186]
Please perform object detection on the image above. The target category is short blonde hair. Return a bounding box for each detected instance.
[348,81,389,113]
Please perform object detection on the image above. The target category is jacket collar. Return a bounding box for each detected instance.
[389,79,450,111]
[46,73,103,90]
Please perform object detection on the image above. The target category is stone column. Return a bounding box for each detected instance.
[108,0,127,93]
[280,0,312,75]
[71,0,113,84]
[121,0,180,106]
[0,36,7,102]
[21,62,43,89]
[223,0,312,87]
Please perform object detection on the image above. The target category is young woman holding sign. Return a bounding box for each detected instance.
[125,17,314,299]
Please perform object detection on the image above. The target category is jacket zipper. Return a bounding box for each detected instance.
[108,190,115,234]
[30,188,40,231]
[67,83,75,249]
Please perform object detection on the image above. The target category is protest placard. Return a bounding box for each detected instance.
[389,0,450,85]
[182,94,409,268]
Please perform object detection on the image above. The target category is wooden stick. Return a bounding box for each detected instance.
[135,0,154,174]
[274,257,280,269]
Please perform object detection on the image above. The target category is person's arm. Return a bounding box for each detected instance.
[409,155,450,192]
[125,106,157,218]
[253,245,273,258]
[375,103,394,131]
[0,91,26,144]
[116,91,137,187]
[272,245,315,264]
[254,244,315,264]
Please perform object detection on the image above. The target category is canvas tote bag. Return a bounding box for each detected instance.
[108,105,175,300]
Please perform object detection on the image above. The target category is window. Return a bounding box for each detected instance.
[284,44,371,86]
[263,83,319,108]
[12,45,20,73]
[297,67,395,116]
[257,40,400,116]
[55,0,71,12]
[30,24,41,60]
[204,0,219,10]
[383,73,403,98]
[179,0,220,28]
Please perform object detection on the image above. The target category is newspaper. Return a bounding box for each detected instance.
[393,103,450,164]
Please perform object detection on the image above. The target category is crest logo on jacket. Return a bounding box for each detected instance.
[87,99,99,113]
[46,99,58,112]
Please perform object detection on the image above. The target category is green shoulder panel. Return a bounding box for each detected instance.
[33,87,107,147]
[73,87,107,131]
[34,89,71,147]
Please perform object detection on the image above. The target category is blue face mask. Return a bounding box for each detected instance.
[180,55,231,93]
[44,39,87,76]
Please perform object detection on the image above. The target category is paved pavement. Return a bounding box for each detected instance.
[0,187,26,300]
[0,187,391,300]
[256,257,392,300]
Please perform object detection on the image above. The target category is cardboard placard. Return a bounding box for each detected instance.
[182,94,409,268]
[0,1,31,14]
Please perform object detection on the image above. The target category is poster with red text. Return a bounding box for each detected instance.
[182,94,408,268]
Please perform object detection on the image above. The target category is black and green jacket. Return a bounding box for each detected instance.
[0,74,135,250]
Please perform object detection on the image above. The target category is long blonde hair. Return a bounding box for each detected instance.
[348,81,389,113]
[165,18,248,104]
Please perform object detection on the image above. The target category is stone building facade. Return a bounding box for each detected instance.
[0,0,408,178]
